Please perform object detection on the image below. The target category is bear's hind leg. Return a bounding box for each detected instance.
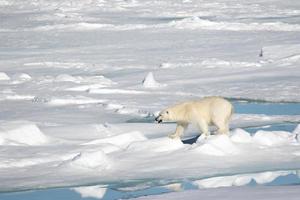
[196,120,210,137]
[169,122,188,139]
[214,120,229,134]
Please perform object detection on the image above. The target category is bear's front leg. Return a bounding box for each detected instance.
[169,122,188,139]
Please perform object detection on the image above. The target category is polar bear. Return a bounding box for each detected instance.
[155,96,234,139]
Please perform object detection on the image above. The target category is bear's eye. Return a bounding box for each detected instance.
[166,111,169,114]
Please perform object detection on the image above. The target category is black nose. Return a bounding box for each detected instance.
[155,116,162,123]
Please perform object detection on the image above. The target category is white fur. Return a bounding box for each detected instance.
[156,97,234,139]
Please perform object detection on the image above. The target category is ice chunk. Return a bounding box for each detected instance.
[253,130,292,146]
[233,176,252,186]
[0,121,49,145]
[142,72,165,88]
[230,129,253,143]
[72,185,107,199]
[194,176,236,188]
[294,124,300,135]
[0,72,10,81]
[293,124,300,142]
[253,171,289,184]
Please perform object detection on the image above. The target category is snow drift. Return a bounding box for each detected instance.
[0,121,49,145]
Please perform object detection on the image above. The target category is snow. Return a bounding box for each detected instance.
[0,122,299,192]
[47,95,106,106]
[142,72,165,88]
[66,150,111,170]
[195,134,240,156]
[11,73,32,84]
[253,130,294,146]
[0,72,10,81]
[170,16,300,31]
[0,121,49,145]
[72,185,107,199]
[83,131,147,148]
[1,0,300,198]
[230,128,253,143]
[127,137,184,153]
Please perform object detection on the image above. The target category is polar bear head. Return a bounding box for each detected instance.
[155,109,172,123]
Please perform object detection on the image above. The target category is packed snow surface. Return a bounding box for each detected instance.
[0,122,300,192]
[0,0,300,198]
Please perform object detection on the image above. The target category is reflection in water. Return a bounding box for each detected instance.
[0,171,299,200]
[70,169,300,200]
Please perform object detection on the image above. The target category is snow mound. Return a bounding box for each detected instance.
[55,74,78,82]
[230,129,253,143]
[104,103,124,110]
[142,72,165,88]
[294,124,300,135]
[11,73,32,84]
[0,72,10,81]
[68,150,111,170]
[253,130,292,146]
[252,171,287,184]
[0,121,49,145]
[195,135,239,156]
[194,176,237,189]
[128,138,184,152]
[293,124,300,142]
[84,131,147,148]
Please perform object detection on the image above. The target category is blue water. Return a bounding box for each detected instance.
[1,102,299,200]
[232,101,300,115]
